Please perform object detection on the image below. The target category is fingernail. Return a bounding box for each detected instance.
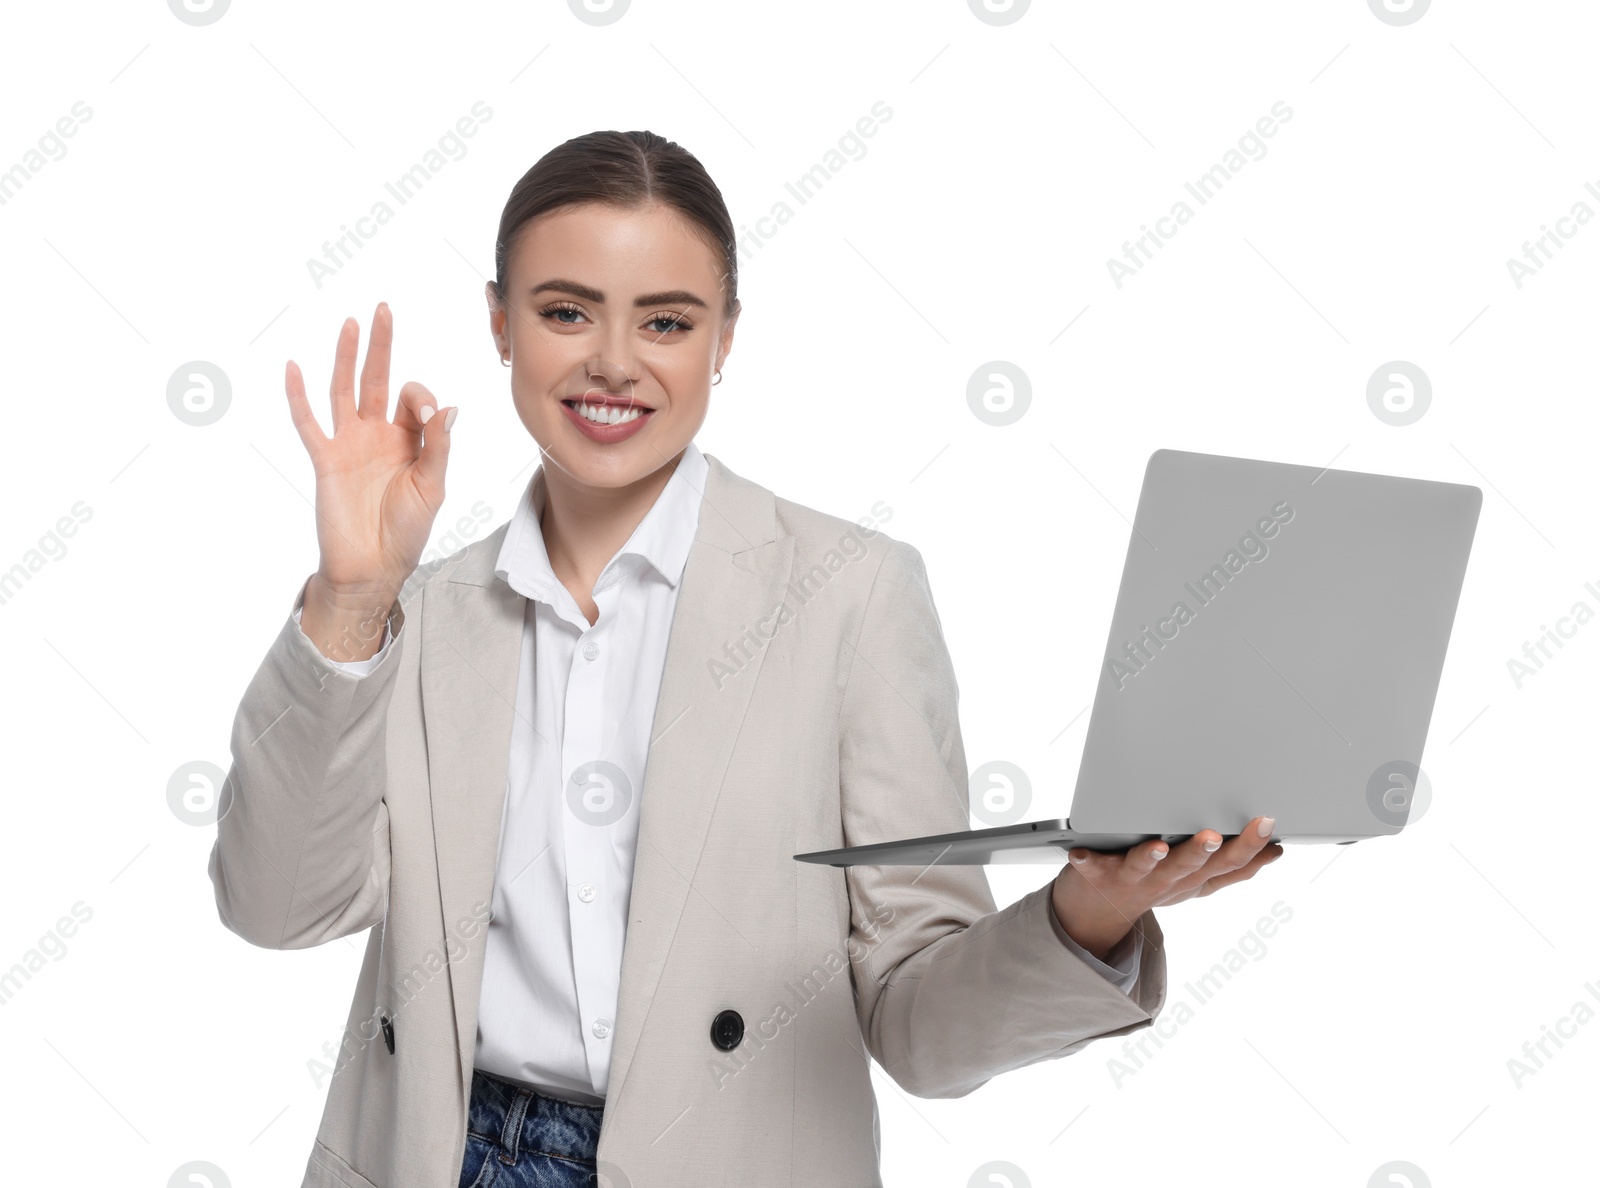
[1203,838,1222,852]
[1070,852,1087,865]
[1257,818,1276,838]
[419,406,435,426]
[1151,847,1168,860]
[442,407,458,432]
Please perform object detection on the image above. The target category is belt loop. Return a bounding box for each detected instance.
[498,1085,532,1164]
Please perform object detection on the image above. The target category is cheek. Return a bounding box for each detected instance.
[656,347,712,383]
[510,332,584,397]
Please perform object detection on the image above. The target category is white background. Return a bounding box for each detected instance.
[1,1,1593,1185]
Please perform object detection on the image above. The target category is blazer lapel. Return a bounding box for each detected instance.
[421,532,525,1099]
[604,454,793,1108]
[421,452,794,1111]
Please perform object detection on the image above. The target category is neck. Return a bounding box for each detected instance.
[538,447,686,591]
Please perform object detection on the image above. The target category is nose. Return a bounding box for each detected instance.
[584,354,635,394]
[584,322,640,394]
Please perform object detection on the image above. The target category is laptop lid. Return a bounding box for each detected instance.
[1068,449,1481,840]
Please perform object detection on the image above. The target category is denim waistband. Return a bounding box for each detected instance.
[468,1068,604,1166]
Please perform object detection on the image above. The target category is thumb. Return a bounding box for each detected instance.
[414,401,456,507]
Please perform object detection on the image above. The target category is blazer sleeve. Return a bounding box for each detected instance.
[839,538,1167,1099]
[207,574,406,950]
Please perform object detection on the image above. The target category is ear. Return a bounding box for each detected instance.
[485,281,508,356]
[715,301,741,371]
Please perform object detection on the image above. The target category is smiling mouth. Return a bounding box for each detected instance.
[562,397,653,426]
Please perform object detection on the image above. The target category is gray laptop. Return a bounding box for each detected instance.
[794,448,1481,867]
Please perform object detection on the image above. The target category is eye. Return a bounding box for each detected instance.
[647,312,693,335]
[538,301,586,326]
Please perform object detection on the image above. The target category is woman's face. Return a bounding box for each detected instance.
[488,200,738,491]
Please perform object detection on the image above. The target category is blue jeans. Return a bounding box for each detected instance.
[458,1068,605,1187]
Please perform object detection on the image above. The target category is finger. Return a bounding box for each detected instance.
[399,381,453,508]
[1196,844,1283,897]
[1163,830,1224,879]
[1209,815,1275,875]
[395,380,439,435]
[1163,819,1273,892]
[1114,838,1172,883]
[329,316,359,431]
[1066,838,1167,887]
[358,302,393,420]
[284,359,328,457]
[1065,848,1117,881]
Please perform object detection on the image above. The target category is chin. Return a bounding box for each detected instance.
[552,443,677,488]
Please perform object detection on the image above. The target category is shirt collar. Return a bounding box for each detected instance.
[494,439,708,605]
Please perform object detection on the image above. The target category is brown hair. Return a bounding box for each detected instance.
[489,129,739,319]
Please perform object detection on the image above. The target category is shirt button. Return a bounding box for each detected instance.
[592,1018,611,1039]
[582,641,599,661]
[577,883,596,903]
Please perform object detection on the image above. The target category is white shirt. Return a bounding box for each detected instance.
[299,438,1139,1104]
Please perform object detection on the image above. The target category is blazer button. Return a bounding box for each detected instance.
[709,1009,744,1051]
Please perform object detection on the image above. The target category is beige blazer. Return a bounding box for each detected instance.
[209,451,1167,1188]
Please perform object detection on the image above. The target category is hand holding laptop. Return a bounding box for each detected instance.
[1048,814,1283,959]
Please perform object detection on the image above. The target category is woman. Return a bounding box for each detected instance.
[209,129,1281,1188]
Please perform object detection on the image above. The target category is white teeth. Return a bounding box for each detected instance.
[574,401,645,426]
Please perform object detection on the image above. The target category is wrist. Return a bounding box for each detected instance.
[300,573,402,663]
[1049,868,1134,961]
[309,570,405,614]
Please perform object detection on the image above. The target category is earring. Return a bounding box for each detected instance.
[501,356,511,367]
[712,369,723,386]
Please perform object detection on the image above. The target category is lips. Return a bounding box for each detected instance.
[560,394,655,442]
[563,393,654,411]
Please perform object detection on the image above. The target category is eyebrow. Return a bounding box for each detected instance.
[530,278,709,310]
